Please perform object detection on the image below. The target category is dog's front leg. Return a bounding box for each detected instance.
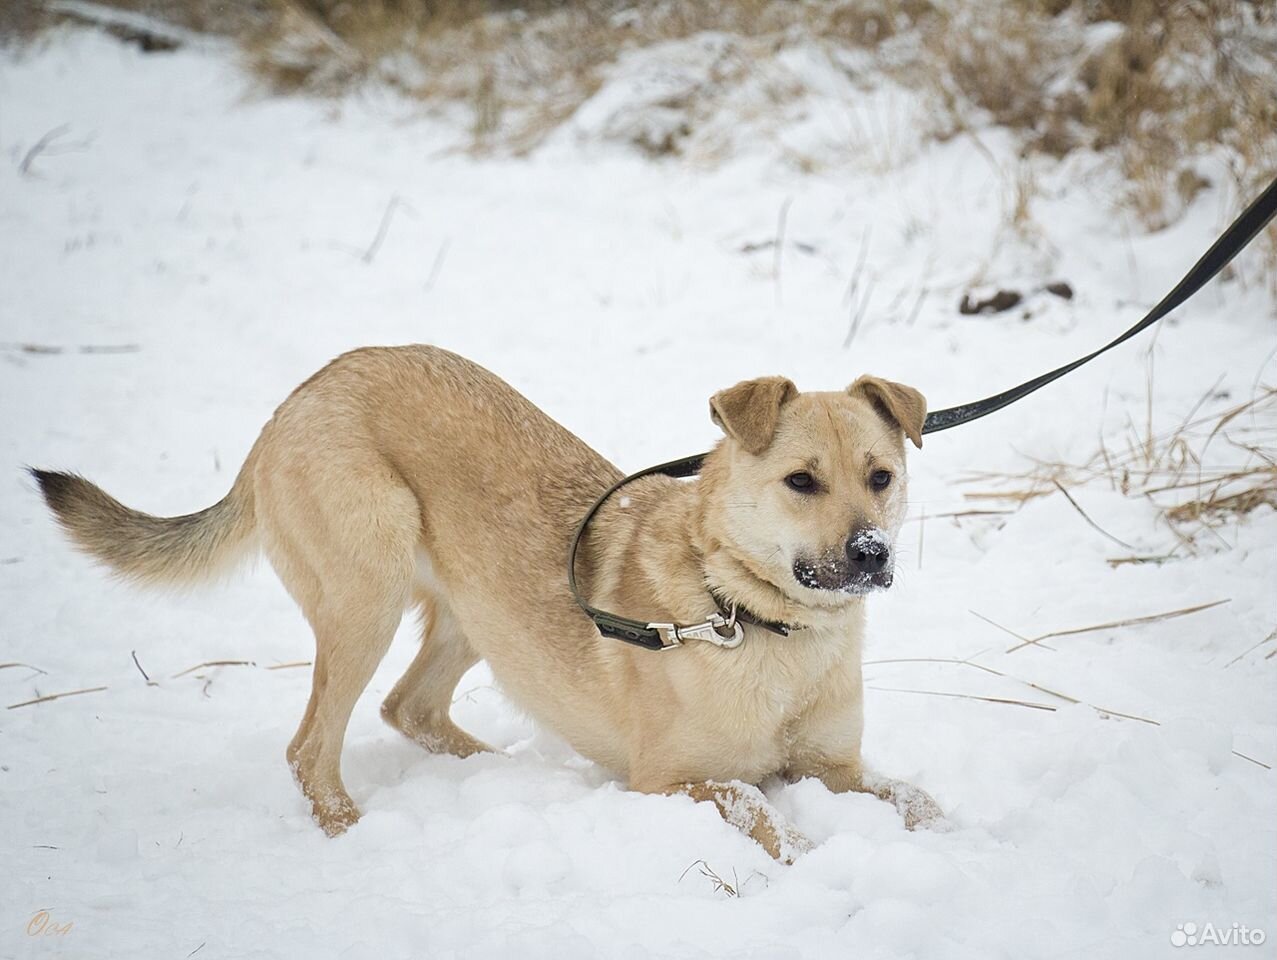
[641,780,813,862]
[806,762,945,831]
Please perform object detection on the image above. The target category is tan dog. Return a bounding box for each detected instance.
[33,345,942,859]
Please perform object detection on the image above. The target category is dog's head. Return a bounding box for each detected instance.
[702,374,925,610]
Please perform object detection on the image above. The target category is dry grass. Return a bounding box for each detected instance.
[677,858,768,897]
[959,382,1277,558]
[7,685,109,710]
[864,655,1271,768]
[0,2,54,45]
[919,0,1277,287]
[14,1,1277,285]
[235,0,811,156]
[0,661,47,674]
[171,658,257,678]
[971,599,1232,654]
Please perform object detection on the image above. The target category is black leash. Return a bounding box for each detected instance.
[570,176,1277,650]
[921,175,1277,434]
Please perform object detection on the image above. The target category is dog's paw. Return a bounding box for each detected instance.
[701,780,814,863]
[867,775,946,831]
[310,790,362,837]
[772,824,816,864]
[899,789,945,831]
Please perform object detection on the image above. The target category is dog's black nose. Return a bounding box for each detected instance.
[847,535,890,574]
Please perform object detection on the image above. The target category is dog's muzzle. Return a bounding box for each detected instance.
[792,528,894,594]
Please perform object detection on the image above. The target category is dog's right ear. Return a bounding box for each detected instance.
[848,375,927,449]
[709,376,797,455]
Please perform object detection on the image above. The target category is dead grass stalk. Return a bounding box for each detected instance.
[959,386,1277,558]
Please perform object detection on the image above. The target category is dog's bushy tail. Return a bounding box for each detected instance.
[30,463,258,587]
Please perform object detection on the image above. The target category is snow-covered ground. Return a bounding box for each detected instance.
[2,27,1274,960]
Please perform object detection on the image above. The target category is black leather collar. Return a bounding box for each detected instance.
[711,592,792,637]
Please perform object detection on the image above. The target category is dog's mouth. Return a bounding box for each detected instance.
[791,557,894,594]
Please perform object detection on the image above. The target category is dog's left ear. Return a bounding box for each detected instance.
[848,375,927,449]
[710,376,798,455]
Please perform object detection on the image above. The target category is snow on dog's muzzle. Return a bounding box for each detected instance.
[792,527,894,593]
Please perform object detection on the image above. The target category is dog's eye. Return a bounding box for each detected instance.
[785,471,816,493]
[870,469,893,490]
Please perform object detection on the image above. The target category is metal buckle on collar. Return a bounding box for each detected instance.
[647,604,745,650]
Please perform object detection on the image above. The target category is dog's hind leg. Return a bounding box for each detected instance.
[271,469,418,837]
[381,590,494,758]
[288,598,405,836]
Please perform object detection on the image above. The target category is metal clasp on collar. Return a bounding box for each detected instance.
[647,604,744,650]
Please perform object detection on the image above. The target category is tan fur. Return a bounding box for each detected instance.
[709,375,798,455]
[29,468,258,585]
[848,375,928,449]
[33,345,941,856]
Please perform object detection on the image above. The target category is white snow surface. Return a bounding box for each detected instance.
[3,28,1275,960]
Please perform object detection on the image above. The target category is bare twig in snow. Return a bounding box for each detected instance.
[962,488,1052,504]
[904,285,928,326]
[18,124,71,176]
[843,276,876,349]
[1232,751,1271,770]
[841,227,874,348]
[79,344,141,354]
[773,196,792,307]
[1051,480,1137,550]
[902,509,1015,523]
[424,238,451,292]
[1,342,140,355]
[362,194,408,264]
[869,685,1058,711]
[1002,599,1231,654]
[172,660,256,678]
[864,656,1270,768]
[1224,626,1277,667]
[1106,549,1182,568]
[0,662,47,675]
[679,859,739,897]
[968,609,1043,648]
[130,650,157,685]
[841,226,871,308]
[8,686,108,710]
